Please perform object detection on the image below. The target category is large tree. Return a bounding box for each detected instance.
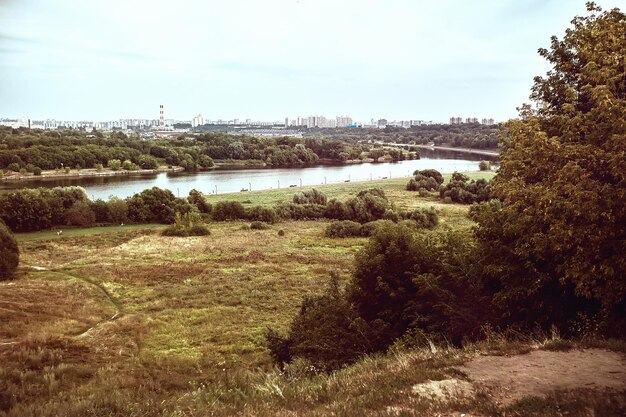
[472,3,626,333]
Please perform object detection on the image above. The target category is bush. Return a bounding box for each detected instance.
[212,201,245,221]
[162,211,210,236]
[107,159,121,171]
[276,203,326,220]
[402,207,439,228]
[440,178,492,204]
[266,274,378,371]
[188,189,212,214]
[246,206,278,223]
[293,189,327,205]
[32,166,42,176]
[250,221,270,230]
[359,219,395,237]
[0,221,19,280]
[479,160,491,171]
[122,159,139,171]
[277,229,285,236]
[325,220,363,238]
[412,169,444,185]
[324,199,351,220]
[138,155,159,169]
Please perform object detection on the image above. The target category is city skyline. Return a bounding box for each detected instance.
[1,1,620,122]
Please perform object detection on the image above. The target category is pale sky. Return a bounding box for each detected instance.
[0,0,621,123]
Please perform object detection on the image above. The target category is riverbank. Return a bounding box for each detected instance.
[0,166,185,183]
[418,144,499,156]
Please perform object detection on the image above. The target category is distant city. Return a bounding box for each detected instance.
[0,105,496,134]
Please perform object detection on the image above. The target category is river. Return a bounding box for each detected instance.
[0,148,497,200]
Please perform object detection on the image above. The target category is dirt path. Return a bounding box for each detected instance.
[461,348,626,405]
[20,264,124,339]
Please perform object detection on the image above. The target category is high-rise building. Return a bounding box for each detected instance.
[192,114,204,127]
[159,105,164,126]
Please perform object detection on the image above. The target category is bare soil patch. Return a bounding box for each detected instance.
[461,348,626,405]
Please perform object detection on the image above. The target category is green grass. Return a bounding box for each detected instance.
[15,223,163,242]
[204,171,496,207]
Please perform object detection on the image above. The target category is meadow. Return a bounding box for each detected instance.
[3,170,624,417]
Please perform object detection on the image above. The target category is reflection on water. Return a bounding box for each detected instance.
[1,149,498,200]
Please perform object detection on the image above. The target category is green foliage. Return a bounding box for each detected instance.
[246,206,278,223]
[126,187,178,224]
[212,201,246,221]
[292,189,327,205]
[0,221,19,280]
[188,189,212,214]
[107,197,128,224]
[64,200,96,227]
[0,187,89,232]
[401,207,439,228]
[137,155,159,169]
[162,211,210,237]
[107,159,121,171]
[122,159,139,171]
[348,224,487,347]
[277,229,285,236]
[478,160,491,171]
[266,274,380,371]
[439,175,492,204]
[472,5,626,336]
[275,203,326,220]
[324,220,363,238]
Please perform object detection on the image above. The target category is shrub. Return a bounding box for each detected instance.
[325,220,362,238]
[277,229,285,236]
[412,169,444,185]
[246,206,278,223]
[162,211,210,236]
[479,160,491,171]
[440,178,492,204]
[0,221,19,280]
[402,207,439,228]
[250,221,270,230]
[188,189,212,214]
[276,203,326,220]
[324,199,351,220]
[107,159,121,171]
[138,155,159,169]
[359,219,395,237]
[293,189,327,205]
[122,160,139,171]
[64,200,96,227]
[32,166,42,176]
[266,274,378,371]
[212,201,245,221]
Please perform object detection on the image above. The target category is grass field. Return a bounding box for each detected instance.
[2,171,623,417]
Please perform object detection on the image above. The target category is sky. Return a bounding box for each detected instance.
[0,0,622,123]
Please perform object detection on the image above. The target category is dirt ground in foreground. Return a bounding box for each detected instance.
[461,348,626,405]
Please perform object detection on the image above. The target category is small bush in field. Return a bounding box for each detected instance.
[250,221,270,230]
[278,229,285,236]
[325,220,362,238]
